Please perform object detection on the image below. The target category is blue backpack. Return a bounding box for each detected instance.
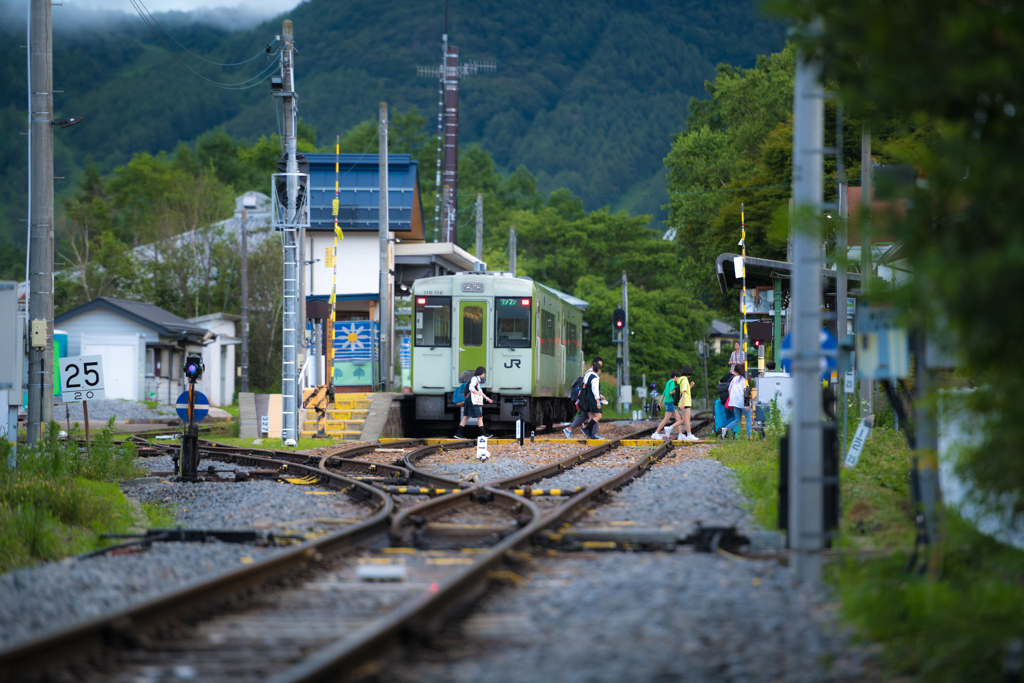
[453,381,469,407]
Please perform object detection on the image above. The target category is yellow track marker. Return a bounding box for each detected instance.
[427,557,473,565]
[383,547,417,554]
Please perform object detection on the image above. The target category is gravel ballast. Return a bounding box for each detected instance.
[0,541,283,650]
[56,399,176,423]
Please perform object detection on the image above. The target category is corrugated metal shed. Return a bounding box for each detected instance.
[305,153,423,235]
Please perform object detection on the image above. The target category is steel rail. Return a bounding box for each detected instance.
[266,440,676,683]
[0,456,393,681]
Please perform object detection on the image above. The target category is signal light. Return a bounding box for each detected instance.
[613,308,626,332]
[753,339,762,348]
[416,297,426,305]
[521,298,531,306]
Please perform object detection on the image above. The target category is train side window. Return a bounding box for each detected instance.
[540,310,556,356]
[414,296,452,347]
[462,305,483,347]
[494,297,531,349]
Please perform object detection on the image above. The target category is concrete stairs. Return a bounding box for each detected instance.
[300,392,373,440]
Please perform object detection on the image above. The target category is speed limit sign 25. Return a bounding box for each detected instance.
[59,355,106,402]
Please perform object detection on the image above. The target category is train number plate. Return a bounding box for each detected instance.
[461,283,485,292]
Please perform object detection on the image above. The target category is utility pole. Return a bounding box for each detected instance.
[836,101,849,454]
[475,193,483,261]
[741,203,748,377]
[509,225,516,276]
[378,101,392,393]
[417,27,495,244]
[240,203,250,393]
[622,271,630,412]
[859,123,873,416]
[27,0,54,444]
[789,46,826,583]
[279,19,299,444]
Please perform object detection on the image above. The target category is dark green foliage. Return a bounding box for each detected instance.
[0,0,785,247]
[776,0,1024,518]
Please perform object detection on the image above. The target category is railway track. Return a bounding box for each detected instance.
[0,425,703,682]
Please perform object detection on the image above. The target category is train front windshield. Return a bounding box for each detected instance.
[415,296,451,347]
[495,297,532,348]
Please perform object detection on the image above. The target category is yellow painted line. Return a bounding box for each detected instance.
[383,547,417,554]
[304,491,334,495]
[427,557,473,565]
[582,541,617,549]
[239,556,254,564]
[358,558,396,564]
[460,548,490,554]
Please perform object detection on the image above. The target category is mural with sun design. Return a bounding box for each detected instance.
[333,320,378,387]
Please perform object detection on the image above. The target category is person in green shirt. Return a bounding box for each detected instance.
[651,370,683,440]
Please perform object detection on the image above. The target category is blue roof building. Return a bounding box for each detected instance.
[304,153,425,238]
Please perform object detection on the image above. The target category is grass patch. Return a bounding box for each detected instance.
[712,424,1024,681]
[203,436,338,450]
[142,501,176,528]
[142,400,160,410]
[0,419,150,572]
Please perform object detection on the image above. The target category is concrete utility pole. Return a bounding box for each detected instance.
[860,123,873,415]
[379,101,392,392]
[509,225,516,276]
[789,48,826,583]
[835,102,848,453]
[622,271,630,410]
[280,19,299,444]
[475,193,483,261]
[240,204,250,394]
[27,0,54,444]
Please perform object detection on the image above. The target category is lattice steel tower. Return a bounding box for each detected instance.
[418,33,495,244]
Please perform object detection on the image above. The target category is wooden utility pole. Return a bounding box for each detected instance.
[379,102,392,392]
[27,0,54,443]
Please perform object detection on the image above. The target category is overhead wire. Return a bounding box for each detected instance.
[127,0,281,90]
[129,0,278,67]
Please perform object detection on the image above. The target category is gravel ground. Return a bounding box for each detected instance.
[382,441,872,683]
[56,398,177,422]
[586,445,750,533]
[131,455,372,531]
[383,552,871,683]
[0,541,283,650]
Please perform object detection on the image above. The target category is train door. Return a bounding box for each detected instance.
[458,301,487,378]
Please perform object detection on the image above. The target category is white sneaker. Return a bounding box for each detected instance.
[684,433,700,442]
[651,432,664,440]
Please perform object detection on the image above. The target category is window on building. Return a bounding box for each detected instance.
[146,349,155,378]
[414,296,452,347]
[494,297,531,349]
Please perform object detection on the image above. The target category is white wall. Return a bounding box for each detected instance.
[308,232,379,297]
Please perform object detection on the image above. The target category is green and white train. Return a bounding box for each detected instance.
[411,271,588,430]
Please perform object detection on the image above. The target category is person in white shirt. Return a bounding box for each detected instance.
[454,366,493,439]
[580,358,605,439]
[720,365,747,438]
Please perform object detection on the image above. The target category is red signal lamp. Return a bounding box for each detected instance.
[416,297,426,305]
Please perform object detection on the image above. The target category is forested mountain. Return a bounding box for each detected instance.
[0,0,784,259]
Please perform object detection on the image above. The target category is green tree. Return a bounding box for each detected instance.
[779,0,1024,518]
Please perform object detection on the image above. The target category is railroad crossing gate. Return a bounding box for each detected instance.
[458,300,487,377]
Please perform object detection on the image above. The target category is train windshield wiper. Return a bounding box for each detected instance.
[498,335,514,351]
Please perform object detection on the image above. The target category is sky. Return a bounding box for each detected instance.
[0,0,306,30]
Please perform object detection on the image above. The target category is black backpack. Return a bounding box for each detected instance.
[568,375,586,406]
[669,379,681,405]
[716,377,731,404]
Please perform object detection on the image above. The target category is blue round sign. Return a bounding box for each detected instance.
[176,390,210,422]
[779,330,837,379]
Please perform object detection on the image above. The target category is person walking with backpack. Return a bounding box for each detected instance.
[651,370,683,440]
[720,366,747,438]
[564,357,603,438]
[454,366,493,439]
[578,358,605,439]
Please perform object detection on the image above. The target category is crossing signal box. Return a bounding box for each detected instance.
[613,308,626,337]
[748,320,773,345]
